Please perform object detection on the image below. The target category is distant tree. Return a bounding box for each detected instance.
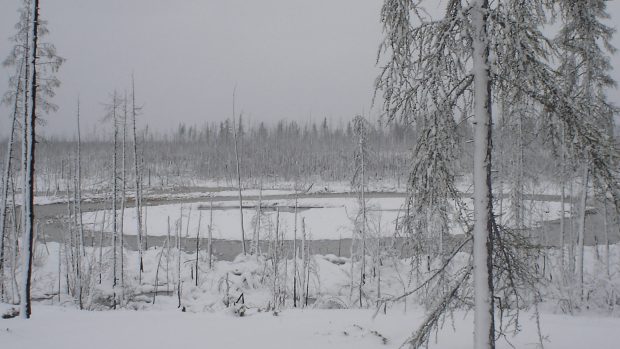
[321,117,329,138]
[237,114,245,138]
[257,122,268,139]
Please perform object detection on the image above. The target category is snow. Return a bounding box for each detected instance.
[2,305,620,349]
[3,239,620,348]
[82,197,408,240]
[80,193,574,241]
[8,184,618,348]
[145,188,296,201]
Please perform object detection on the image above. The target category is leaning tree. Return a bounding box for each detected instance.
[376,0,617,348]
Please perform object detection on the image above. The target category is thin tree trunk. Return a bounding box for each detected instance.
[72,158,82,308]
[560,175,566,271]
[20,0,39,319]
[559,125,567,271]
[9,176,20,304]
[75,97,84,309]
[293,193,298,307]
[305,236,311,307]
[273,208,280,309]
[301,217,306,307]
[253,184,263,256]
[111,92,119,307]
[98,209,106,285]
[195,211,202,287]
[603,198,610,277]
[359,130,366,308]
[131,77,144,282]
[166,216,170,293]
[0,76,21,300]
[176,212,182,308]
[57,235,61,302]
[153,239,167,304]
[119,94,128,298]
[143,204,148,250]
[208,199,213,270]
[184,206,191,252]
[0,62,24,298]
[568,178,575,273]
[576,164,589,301]
[232,95,246,255]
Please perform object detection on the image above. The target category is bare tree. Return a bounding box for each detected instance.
[74,97,84,309]
[119,93,128,300]
[19,0,40,319]
[208,199,214,269]
[131,76,144,282]
[195,211,202,286]
[110,91,120,308]
[0,63,23,300]
[232,88,246,255]
[352,115,370,307]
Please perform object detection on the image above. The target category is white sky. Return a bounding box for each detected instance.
[0,0,619,138]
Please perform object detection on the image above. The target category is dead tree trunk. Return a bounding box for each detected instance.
[20,0,40,319]
[293,193,298,307]
[208,199,213,269]
[75,97,84,309]
[0,64,22,299]
[231,93,246,255]
[119,94,128,300]
[195,211,202,287]
[576,164,589,301]
[111,92,119,309]
[131,77,144,282]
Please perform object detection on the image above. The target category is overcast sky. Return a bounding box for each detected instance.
[0,0,619,138]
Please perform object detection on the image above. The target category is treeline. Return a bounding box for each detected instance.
[25,117,424,191]
[1,111,583,194]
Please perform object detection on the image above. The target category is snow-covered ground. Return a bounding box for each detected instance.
[2,304,620,349]
[2,239,620,348]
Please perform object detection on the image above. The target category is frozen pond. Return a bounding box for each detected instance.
[82,197,407,241]
[33,188,618,261]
